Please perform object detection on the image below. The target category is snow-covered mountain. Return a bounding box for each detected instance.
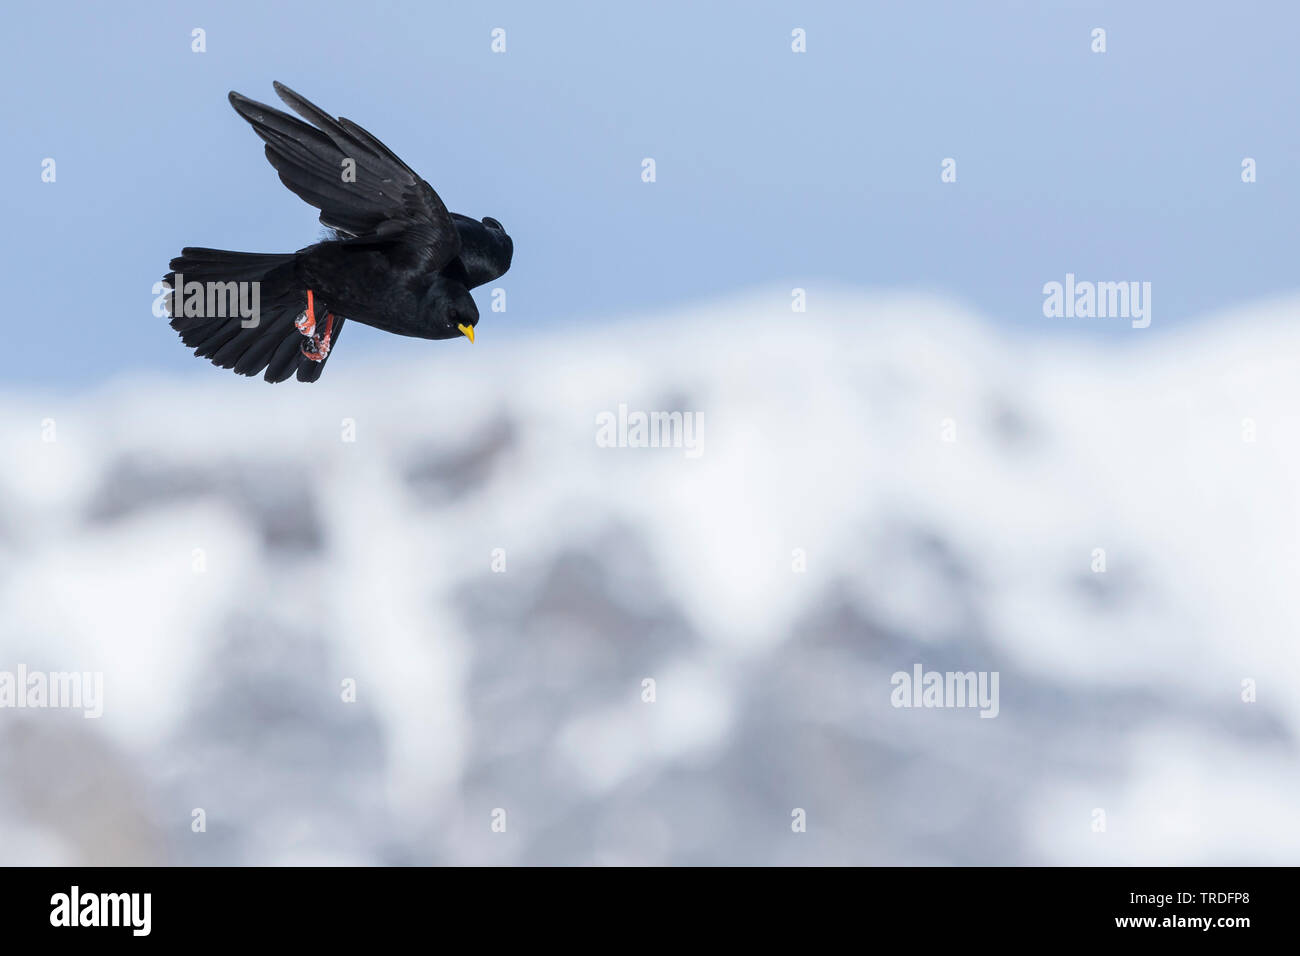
[2,290,1298,865]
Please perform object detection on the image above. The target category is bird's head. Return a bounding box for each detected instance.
[421,276,480,343]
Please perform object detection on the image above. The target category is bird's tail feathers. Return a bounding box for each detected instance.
[163,248,341,383]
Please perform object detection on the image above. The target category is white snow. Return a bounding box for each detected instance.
[1,289,1296,864]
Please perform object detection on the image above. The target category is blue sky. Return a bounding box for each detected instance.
[3,0,1298,386]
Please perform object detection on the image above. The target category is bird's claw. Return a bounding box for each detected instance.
[301,326,332,361]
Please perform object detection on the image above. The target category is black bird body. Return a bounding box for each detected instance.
[162,82,512,382]
[294,215,511,337]
[295,239,453,339]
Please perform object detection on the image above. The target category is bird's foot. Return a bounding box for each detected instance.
[295,288,333,361]
[294,289,317,338]
[301,311,335,361]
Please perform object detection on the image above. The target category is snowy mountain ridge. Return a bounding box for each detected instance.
[1,289,1298,865]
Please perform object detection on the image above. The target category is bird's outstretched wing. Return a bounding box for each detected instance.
[228,82,460,268]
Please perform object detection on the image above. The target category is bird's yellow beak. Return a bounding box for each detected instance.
[458,323,475,344]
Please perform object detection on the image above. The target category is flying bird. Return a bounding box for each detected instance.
[162,82,513,382]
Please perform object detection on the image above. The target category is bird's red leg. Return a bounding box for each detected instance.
[295,288,317,338]
[294,289,333,361]
[301,310,335,361]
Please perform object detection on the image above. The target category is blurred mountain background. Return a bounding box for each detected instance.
[2,291,1297,865]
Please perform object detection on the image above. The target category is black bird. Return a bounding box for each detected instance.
[163,82,513,382]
